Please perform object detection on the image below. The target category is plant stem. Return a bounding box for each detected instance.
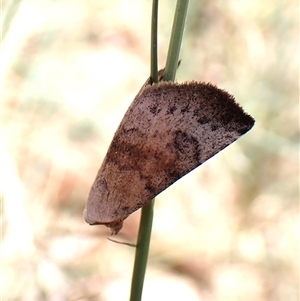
[150,0,159,83]
[164,0,189,81]
[129,0,189,300]
[2,0,23,38]
[129,1,158,300]
[129,200,155,301]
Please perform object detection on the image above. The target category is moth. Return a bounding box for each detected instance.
[83,73,255,234]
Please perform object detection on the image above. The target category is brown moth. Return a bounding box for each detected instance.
[84,74,255,234]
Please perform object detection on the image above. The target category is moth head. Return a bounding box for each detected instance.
[106,220,124,235]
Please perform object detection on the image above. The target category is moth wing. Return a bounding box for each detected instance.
[84,81,254,233]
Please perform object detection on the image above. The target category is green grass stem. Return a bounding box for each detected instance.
[150,0,159,83]
[164,0,189,81]
[2,0,23,38]
[129,0,189,300]
[129,1,158,300]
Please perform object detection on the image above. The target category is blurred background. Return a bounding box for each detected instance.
[1,0,298,300]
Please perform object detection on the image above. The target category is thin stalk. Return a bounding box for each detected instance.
[164,0,189,81]
[150,0,159,83]
[129,200,155,301]
[129,1,158,300]
[129,0,189,300]
[2,0,23,38]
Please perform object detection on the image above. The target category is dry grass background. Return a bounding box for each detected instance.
[1,0,298,300]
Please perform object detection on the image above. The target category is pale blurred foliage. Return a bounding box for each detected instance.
[1,0,298,301]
